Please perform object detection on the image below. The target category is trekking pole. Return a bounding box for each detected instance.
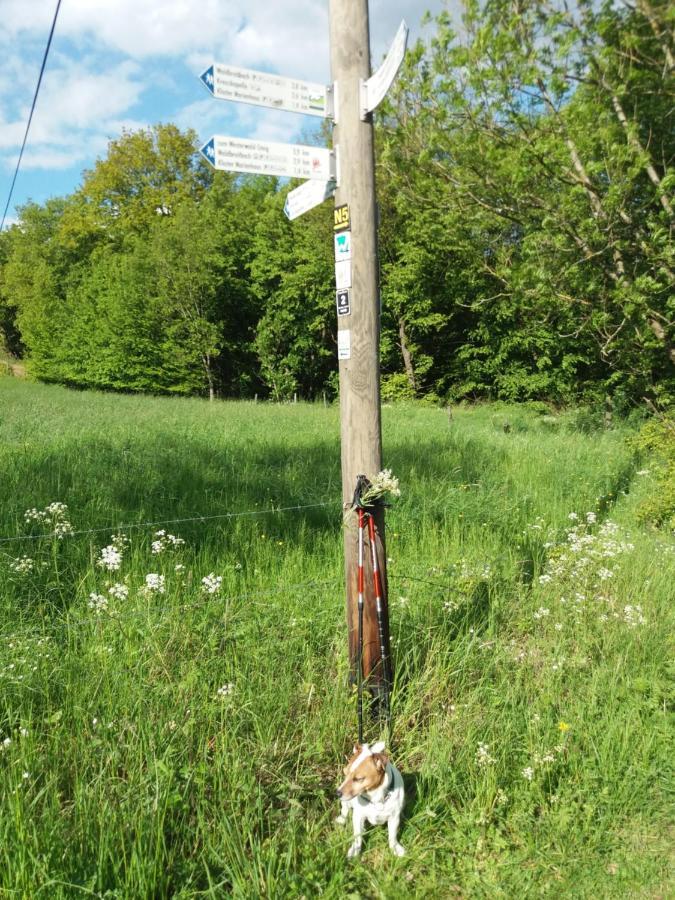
[367,510,391,722]
[357,506,365,744]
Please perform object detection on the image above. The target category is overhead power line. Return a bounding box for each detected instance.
[0,0,63,233]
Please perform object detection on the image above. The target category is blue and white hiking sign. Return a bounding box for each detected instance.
[200,66,215,94]
[199,63,332,119]
[200,135,335,181]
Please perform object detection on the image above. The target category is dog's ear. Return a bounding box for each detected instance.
[352,743,360,755]
[373,752,389,771]
[370,741,386,754]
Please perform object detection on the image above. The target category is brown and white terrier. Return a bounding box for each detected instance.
[336,741,405,858]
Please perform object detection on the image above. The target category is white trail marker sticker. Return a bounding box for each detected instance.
[200,136,335,181]
[361,20,409,119]
[335,259,352,289]
[200,64,333,118]
[338,329,351,360]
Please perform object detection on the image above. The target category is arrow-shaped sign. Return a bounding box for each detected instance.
[200,63,333,119]
[284,179,336,220]
[361,20,408,119]
[200,135,336,181]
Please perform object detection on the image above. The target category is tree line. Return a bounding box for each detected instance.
[1,0,672,409]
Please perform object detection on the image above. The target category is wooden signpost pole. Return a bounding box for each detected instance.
[329,0,392,707]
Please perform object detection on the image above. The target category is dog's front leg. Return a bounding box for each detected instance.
[347,811,365,858]
[388,815,405,857]
[335,799,350,826]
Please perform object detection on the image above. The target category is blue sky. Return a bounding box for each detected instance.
[0,0,447,228]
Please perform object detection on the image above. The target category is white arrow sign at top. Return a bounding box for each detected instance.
[200,63,333,119]
[360,19,409,119]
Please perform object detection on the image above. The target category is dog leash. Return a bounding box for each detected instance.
[353,475,392,744]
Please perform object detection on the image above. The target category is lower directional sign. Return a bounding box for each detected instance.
[284,178,335,220]
[200,136,335,181]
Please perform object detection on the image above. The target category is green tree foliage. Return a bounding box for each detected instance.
[0,4,672,407]
[251,188,336,400]
[379,0,673,405]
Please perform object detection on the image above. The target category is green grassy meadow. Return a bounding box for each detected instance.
[0,379,672,898]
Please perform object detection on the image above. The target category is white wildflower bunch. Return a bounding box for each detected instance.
[87,593,108,615]
[143,574,165,594]
[623,604,646,627]
[24,502,74,538]
[216,683,234,698]
[108,583,129,601]
[97,544,123,572]
[151,530,185,555]
[476,742,496,766]
[97,532,129,572]
[537,515,634,595]
[357,470,401,509]
[201,573,222,595]
[9,556,36,575]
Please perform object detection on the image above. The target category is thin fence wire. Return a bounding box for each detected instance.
[0,500,340,545]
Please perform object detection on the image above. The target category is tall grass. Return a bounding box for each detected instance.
[0,380,672,898]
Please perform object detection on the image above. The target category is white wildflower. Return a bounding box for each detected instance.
[144,574,165,594]
[108,583,129,601]
[476,742,495,766]
[533,607,550,620]
[216,683,234,698]
[201,573,222,595]
[9,556,35,575]
[88,593,108,615]
[24,502,73,538]
[522,766,534,781]
[98,544,122,572]
[586,511,597,524]
[151,531,185,554]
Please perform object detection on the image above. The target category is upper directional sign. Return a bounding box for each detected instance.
[200,63,332,118]
[201,136,336,181]
[361,20,408,119]
[284,179,335,220]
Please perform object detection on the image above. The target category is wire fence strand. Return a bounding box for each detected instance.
[0,500,340,545]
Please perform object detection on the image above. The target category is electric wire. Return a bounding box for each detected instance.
[0,0,63,232]
[0,499,339,544]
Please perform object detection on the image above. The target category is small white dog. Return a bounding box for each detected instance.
[336,741,405,858]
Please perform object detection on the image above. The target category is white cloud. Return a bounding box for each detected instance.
[0,0,444,201]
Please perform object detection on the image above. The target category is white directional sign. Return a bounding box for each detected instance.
[200,136,335,181]
[200,64,333,119]
[361,20,409,119]
[284,178,335,220]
